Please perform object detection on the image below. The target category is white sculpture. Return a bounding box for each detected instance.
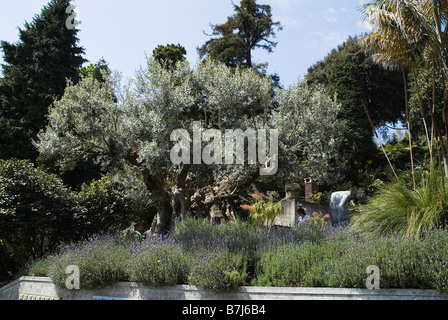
[330,191,351,226]
[330,191,351,208]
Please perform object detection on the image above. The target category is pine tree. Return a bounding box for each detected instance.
[0,0,86,161]
[153,44,187,69]
[198,0,282,69]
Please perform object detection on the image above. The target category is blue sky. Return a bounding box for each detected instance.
[0,0,371,87]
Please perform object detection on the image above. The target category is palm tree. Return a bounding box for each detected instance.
[361,0,418,189]
[361,0,448,181]
[354,0,448,236]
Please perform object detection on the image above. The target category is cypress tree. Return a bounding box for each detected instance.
[0,0,86,161]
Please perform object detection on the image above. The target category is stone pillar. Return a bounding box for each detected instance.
[276,200,297,228]
[304,179,318,203]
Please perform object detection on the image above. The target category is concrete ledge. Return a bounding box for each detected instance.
[1,277,447,300]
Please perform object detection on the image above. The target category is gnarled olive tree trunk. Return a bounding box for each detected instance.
[140,165,260,235]
[141,172,173,235]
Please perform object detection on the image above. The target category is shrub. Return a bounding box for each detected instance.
[77,169,154,235]
[268,219,331,246]
[128,239,190,287]
[288,229,448,292]
[26,255,58,278]
[174,217,266,255]
[188,249,248,293]
[319,233,391,288]
[300,230,354,287]
[23,219,448,294]
[240,194,284,231]
[252,228,448,292]
[0,159,84,281]
[47,234,130,289]
[173,217,218,251]
[253,233,350,288]
[418,229,448,293]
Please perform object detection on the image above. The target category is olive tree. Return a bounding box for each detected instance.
[36,57,275,235]
[273,82,346,186]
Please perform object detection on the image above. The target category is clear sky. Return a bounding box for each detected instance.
[0,0,371,87]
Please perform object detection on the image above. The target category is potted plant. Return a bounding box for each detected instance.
[285,183,301,200]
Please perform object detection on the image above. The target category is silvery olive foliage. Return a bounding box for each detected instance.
[129,57,275,177]
[36,71,131,172]
[38,57,273,175]
[36,56,275,231]
[36,55,345,232]
[273,82,346,184]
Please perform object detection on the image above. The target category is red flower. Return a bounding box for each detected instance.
[249,194,263,201]
[240,204,255,211]
[324,214,330,219]
[312,212,319,217]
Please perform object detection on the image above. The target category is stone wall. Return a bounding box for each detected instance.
[1,277,447,300]
[275,199,350,228]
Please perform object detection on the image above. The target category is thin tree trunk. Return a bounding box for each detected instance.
[412,67,432,166]
[444,86,448,170]
[402,66,417,191]
[245,46,252,69]
[432,65,448,178]
[436,127,448,198]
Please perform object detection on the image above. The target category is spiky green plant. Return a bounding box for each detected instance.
[351,169,448,238]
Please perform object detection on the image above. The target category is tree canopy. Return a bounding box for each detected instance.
[306,36,406,182]
[0,0,86,161]
[36,57,275,234]
[198,0,282,69]
[35,54,344,235]
[153,44,187,69]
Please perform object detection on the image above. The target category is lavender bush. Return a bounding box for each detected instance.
[174,218,268,254]
[47,233,130,289]
[128,238,190,287]
[25,219,448,293]
[188,249,248,293]
[254,228,448,292]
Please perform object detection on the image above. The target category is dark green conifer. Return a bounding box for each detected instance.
[0,0,86,161]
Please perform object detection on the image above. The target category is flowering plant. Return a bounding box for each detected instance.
[240,193,283,232]
[285,183,301,192]
[308,212,331,230]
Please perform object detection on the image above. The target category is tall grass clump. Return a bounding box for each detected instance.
[351,169,448,237]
